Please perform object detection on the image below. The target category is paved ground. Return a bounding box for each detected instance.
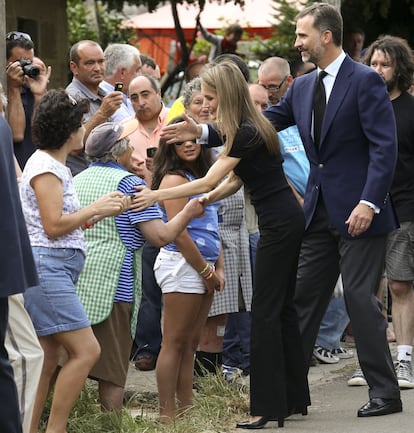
[124,341,414,432]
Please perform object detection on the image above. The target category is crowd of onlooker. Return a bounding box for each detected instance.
[2,2,414,433]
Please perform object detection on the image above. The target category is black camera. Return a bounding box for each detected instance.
[19,58,40,79]
[146,147,157,158]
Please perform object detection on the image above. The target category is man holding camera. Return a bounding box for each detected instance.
[6,31,51,169]
[66,40,124,175]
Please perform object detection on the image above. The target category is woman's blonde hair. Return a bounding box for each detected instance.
[200,61,279,156]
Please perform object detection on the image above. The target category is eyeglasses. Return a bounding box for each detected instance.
[6,31,32,41]
[261,76,288,93]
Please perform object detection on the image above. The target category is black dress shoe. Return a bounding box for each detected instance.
[236,416,283,429]
[357,398,402,417]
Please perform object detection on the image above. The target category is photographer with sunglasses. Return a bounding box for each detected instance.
[5,31,51,169]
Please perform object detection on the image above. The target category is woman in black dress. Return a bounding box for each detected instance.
[133,61,310,429]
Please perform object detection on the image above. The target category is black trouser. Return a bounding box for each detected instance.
[295,200,400,400]
[250,213,310,417]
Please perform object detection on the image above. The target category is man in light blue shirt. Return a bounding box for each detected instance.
[258,56,310,199]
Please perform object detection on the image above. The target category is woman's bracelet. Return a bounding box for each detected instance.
[83,221,92,230]
[83,216,97,230]
[203,268,215,281]
[199,262,210,276]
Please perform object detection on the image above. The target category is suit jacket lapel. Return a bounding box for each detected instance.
[301,71,319,160]
[320,57,354,149]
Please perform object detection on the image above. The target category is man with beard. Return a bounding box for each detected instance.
[265,3,401,417]
[362,35,414,389]
[66,40,124,175]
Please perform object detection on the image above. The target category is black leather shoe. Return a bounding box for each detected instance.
[357,398,402,417]
[236,416,278,429]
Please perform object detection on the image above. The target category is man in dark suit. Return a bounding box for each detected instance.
[0,114,38,433]
[265,3,401,417]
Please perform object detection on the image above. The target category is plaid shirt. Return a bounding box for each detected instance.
[74,166,142,335]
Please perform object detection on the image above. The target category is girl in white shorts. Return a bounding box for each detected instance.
[151,116,224,424]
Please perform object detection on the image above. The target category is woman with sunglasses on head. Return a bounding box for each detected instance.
[19,89,130,433]
[151,116,224,424]
[133,61,310,429]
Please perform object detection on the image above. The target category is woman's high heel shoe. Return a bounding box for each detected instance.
[236,415,283,429]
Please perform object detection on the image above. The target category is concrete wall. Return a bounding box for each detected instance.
[5,0,69,88]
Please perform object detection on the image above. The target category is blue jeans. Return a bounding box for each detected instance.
[316,294,350,350]
[223,311,251,373]
[133,243,162,358]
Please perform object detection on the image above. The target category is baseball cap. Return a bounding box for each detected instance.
[85,117,138,158]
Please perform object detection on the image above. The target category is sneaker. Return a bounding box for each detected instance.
[396,360,414,389]
[313,345,339,364]
[222,364,243,382]
[347,365,367,386]
[332,346,354,359]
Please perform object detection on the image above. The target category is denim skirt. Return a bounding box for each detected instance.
[24,246,91,336]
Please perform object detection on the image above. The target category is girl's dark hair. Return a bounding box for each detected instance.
[151,116,214,190]
[32,89,89,150]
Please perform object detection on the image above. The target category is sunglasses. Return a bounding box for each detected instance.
[6,31,32,41]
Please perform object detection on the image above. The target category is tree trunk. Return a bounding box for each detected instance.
[84,0,101,41]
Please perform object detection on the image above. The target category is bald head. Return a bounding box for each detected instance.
[258,57,293,105]
[249,83,268,112]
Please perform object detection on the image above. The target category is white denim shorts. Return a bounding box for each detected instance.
[154,248,211,294]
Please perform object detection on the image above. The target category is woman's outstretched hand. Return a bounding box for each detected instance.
[129,185,158,211]
[160,113,201,144]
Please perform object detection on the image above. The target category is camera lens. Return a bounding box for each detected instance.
[24,65,40,78]
[19,59,40,78]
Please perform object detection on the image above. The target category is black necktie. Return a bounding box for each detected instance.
[313,70,327,149]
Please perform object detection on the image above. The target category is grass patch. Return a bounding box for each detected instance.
[39,373,250,433]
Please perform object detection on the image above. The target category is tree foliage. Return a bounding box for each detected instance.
[67,0,136,50]
[249,0,304,63]
[341,0,414,47]
[69,0,414,91]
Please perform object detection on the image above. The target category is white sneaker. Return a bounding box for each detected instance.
[222,364,243,382]
[313,345,339,364]
[347,365,367,386]
[332,346,354,359]
[396,360,414,389]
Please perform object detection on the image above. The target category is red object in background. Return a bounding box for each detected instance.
[123,0,275,75]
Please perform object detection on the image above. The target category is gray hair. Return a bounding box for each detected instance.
[104,43,141,78]
[86,137,130,163]
[182,77,202,109]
